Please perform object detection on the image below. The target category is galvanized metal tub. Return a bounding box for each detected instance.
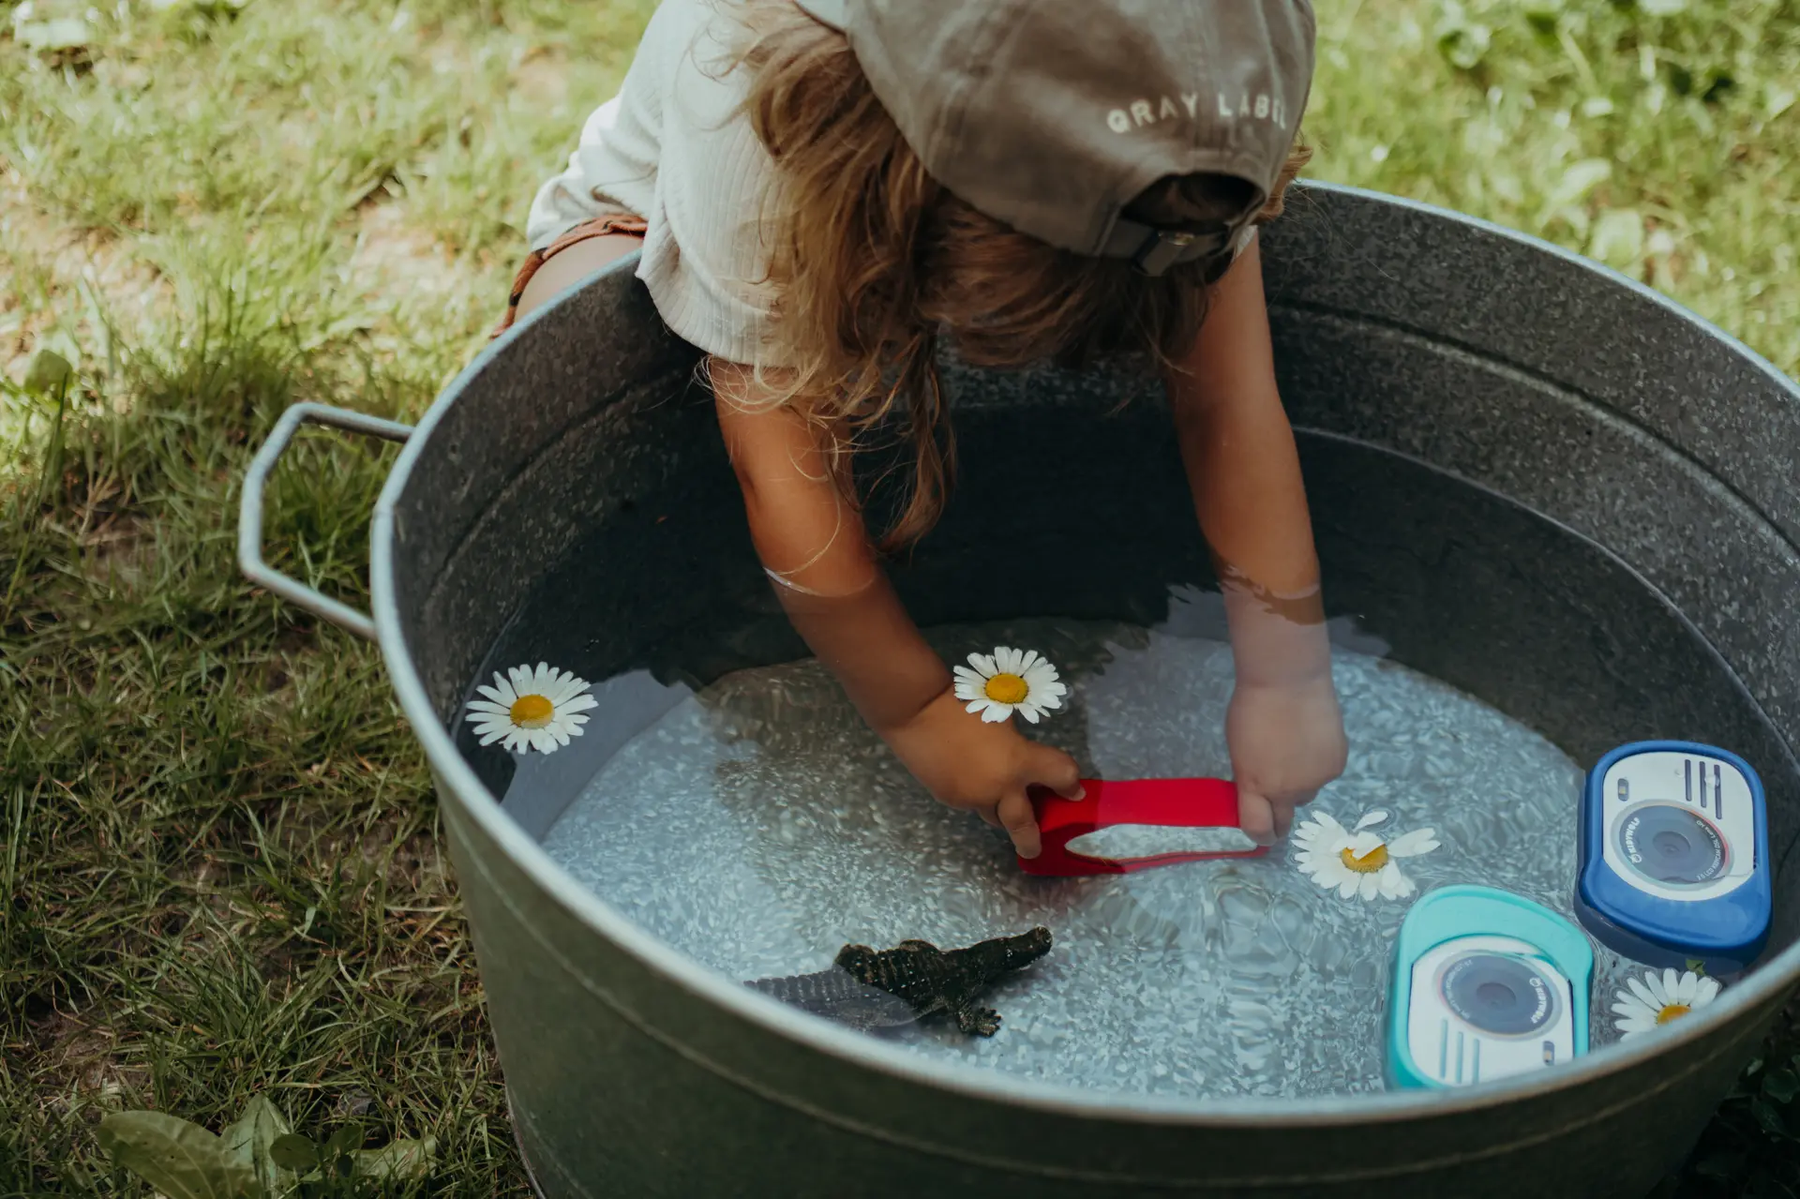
[240,182,1800,1197]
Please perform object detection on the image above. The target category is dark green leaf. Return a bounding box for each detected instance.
[268,1134,319,1173]
[1752,1097,1788,1138]
[351,1137,436,1182]
[22,349,73,396]
[223,1095,297,1197]
[1764,1068,1800,1105]
[1695,1151,1745,1179]
[96,1112,255,1199]
[323,1123,362,1159]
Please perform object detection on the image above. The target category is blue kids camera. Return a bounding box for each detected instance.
[1387,885,1593,1090]
[1575,740,1772,974]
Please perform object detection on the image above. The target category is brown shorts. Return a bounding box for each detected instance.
[492,214,649,338]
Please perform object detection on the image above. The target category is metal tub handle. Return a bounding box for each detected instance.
[237,402,414,641]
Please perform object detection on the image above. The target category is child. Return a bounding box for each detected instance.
[501,0,1348,858]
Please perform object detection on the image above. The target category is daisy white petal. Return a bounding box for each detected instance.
[1626,976,1660,1011]
[1292,816,1337,852]
[1695,977,1722,1005]
[1357,872,1382,901]
[1291,822,1330,850]
[1386,828,1440,857]
[1674,972,1698,1005]
[547,675,589,703]
[966,651,996,675]
[1018,705,1042,724]
[1336,874,1360,900]
[466,699,511,717]
[1661,968,1682,1007]
[1016,649,1041,674]
[561,694,600,714]
[1354,809,1390,831]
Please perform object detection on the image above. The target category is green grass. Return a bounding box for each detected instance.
[1,0,1796,1194]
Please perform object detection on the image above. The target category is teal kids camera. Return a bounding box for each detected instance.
[1386,885,1594,1089]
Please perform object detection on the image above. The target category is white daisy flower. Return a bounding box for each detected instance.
[1612,968,1720,1039]
[464,662,599,754]
[1291,809,1440,902]
[952,646,1067,724]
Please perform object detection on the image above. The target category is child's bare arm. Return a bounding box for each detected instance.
[514,233,644,320]
[1166,235,1321,621]
[708,359,949,728]
[1163,237,1347,842]
[710,359,1081,855]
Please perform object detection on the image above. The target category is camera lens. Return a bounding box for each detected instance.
[1440,952,1560,1037]
[1616,803,1727,886]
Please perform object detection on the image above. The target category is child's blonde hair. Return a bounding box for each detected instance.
[732,0,1311,551]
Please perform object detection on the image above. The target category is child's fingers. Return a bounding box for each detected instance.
[1267,789,1315,841]
[1029,745,1086,801]
[997,791,1041,859]
[1237,788,1278,847]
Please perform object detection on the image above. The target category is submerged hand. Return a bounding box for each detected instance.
[879,689,1084,859]
[1227,672,1348,845]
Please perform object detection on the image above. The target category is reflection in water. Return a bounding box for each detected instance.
[537,596,1647,1099]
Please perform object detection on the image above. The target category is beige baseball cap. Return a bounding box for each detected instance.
[794,0,1316,275]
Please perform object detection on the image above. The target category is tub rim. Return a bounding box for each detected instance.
[369,180,1800,1129]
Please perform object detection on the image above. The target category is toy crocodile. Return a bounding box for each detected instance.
[744,927,1053,1037]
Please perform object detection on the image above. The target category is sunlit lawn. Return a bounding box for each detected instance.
[2,0,1795,1193]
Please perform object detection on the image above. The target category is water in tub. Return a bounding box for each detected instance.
[464,585,1657,1099]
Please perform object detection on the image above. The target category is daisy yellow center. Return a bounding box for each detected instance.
[510,693,555,728]
[1339,844,1389,873]
[1656,1004,1691,1024]
[984,673,1029,705]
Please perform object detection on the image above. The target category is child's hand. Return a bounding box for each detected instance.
[878,689,1084,859]
[1226,672,1348,845]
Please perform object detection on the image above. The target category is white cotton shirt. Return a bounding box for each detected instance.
[526,0,780,365]
[526,0,1260,367]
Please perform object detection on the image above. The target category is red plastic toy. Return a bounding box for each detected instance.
[1018,777,1269,876]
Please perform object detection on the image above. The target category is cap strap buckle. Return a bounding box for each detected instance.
[1134,229,1197,277]
[1128,223,1236,278]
